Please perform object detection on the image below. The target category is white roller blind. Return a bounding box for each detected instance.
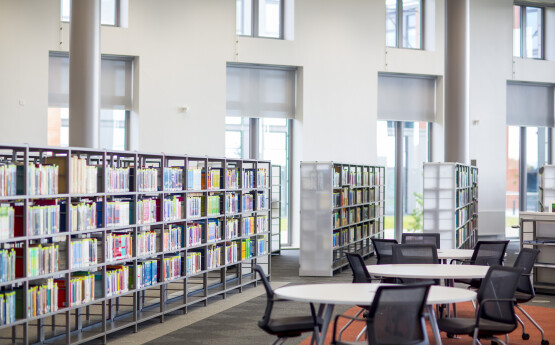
[48,53,133,110]
[378,74,436,122]
[226,65,296,119]
[507,82,555,127]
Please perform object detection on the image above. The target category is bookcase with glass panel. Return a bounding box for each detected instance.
[299,162,385,276]
[422,162,478,249]
[0,144,270,345]
[538,165,555,212]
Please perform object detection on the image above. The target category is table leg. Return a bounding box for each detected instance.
[316,304,335,345]
[427,305,443,345]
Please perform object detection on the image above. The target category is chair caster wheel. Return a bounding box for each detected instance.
[521,333,530,340]
[447,333,454,338]
[541,340,549,345]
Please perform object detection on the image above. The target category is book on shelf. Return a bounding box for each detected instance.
[225,242,238,264]
[137,199,157,224]
[0,248,16,283]
[256,191,267,210]
[137,230,156,256]
[69,238,98,269]
[257,237,266,256]
[207,219,221,243]
[225,193,239,214]
[17,244,59,277]
[0,205,14,240]
[0,290,16,325]
[207,245,221,269]
[0,164,16,197]
[105,167,130,193]
[56,272,95,307]
[186,223,202,246]
[101,266,129,297]
[160,196,183,221]
[105,232,132,262]
[206,194,220,216]
[187,167,203,190]
[225,218,239,239]
[137,168,158,192]
[98,201,131,228]
[243,169,255,189]
[164,167,183,191]
[242,217,254,236]
[187,194,203,218]
[256,215,268,233]
[242,193,254,212]
[159,225,182,252]
[18,163,59,196]
[132,259,157,288]
[241,239,252,260]
[186,252,202,275]
[257,168,268,188]
[15,200,60,237]
[17,278,58,318]
[207,167,221,189]
[226,168,239,189]
[158,255,181,281]
[63,201,97,232]
[45,156,98,194]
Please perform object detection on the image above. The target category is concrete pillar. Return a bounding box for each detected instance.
[69,0,101,148]
[444,0,469,164]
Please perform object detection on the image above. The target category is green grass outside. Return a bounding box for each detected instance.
[384,215,422,230]
[505,216,519,228]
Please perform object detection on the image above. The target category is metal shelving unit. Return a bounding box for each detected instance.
[0,144,271,344]
[423,162,478,249]
[299,162,385,276]
[270,165,281,255]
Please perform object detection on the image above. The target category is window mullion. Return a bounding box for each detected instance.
[521,6,526,58]
[252,0,259,37]
[397,0,403,47]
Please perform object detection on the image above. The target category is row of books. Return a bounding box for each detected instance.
[26,164,59,196]
[257,216,268,233]
[186,223,202,246]
[207,246,221,269]
[225,193,239,213]
[257,192,267,210]
[242,239,252,260]
[137,230,156,256]
[105,167,130,193]
[27,204,61,236]
[257,238,266,256]
[164,167,183,191]
[225,242,238,264]
[257,168,268,188]
[136,199,157,224]
[456,206,470,227]
[457,189,470,208]
[186,252,202,275]
[163,196,183,221]
[106,233,132,262]
[225,218,239,239]
[104,266,129,297]
[457,168,469,188]
[69,238,98,269]
[0,291,15,325]
[160,226,182,252]
[207,195,220,216]
[57,272,95,307]
[104,201,130,227]
[243,217,255,236]
[333,167,380,187]
[0,164,16,196]
[0,248,15,283]
[46,156,97,194]
[187,194,202,218]
[226,168,239,189]
[206,168,221,189]
[26,244,59,277]
[160,255,181,281]
[333,206,377,229]
[0,205,14,240]
[207,220,221,242]
[187,167,203,190]
[20,278,59,318]
[133,260,158,288]
[67,202,97,231]
[242,194,254,212]
[137,168,158,192]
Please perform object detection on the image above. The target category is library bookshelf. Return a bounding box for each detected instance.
[299,162,385,276]
[538,165,555,212]
[0,144,271,344]
[423,162,478,249]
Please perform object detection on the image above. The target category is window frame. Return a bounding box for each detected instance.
[61,0,121,27]
[387,0,424,50]
[237,0,285,40]
[514,4,545,60]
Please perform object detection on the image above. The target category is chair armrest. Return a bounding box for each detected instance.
[475,298,516,326]
[332,313,367,342]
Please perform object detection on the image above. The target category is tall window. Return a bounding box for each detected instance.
[236,0,283,39]
[386,0,423,49]
[61,0,120,26]
[48,53,133,150]
[226,64,295,246]
[513,5,544,59]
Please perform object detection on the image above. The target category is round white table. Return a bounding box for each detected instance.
[437,248,474,261]
[274,283,476,345]
[366,263,490,279]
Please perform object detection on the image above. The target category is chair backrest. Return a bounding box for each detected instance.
[402,233,441,249]
[346,252,372,283]
[470,240,509,266]
[366,284,431,345]
[253,265,274,329]
[477,266,522,326]
[371,238,398,264]
[392,244,439,264]
[513,248,540,295]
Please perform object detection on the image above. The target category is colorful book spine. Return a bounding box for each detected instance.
[70,238,98,269]
[132,259,158,288]
[225,193,239,214]
[207,246,221,269]
[27,204,60,236]
[187,194,203,218]
[241,239,252,260]
[164,167,183,191]
[137,199,157,224]
[225,242,238,264]
[137,230,156,257]
[105,167,130,193]
[158,255,181,281]
[256,168,268,188]
[160,225,182,252]
[66,273,95,306]
[257,238,266,256]
[242,217,254,236]
[186,252,202,275]
[225,218,239,239]
[102,201,131,228]
[24,164,59,196]
[0,205,14,240]
[207,220,221,243]
[0,164,16,197]
[70,202,97,231]
[206,195,220,216]
[186,167,203,190]
[27,244,59,277]
[243,169,255,189]
[70,157,98,194]
[105,233,132,262]
[186,223,203,246]
[163,196,183,221]
[137,168,158,192]
[256,191,267,210]
[0,248,15,283]
[256,215,268,234]
[102,266,129,297]
[18,278,58,318]
[0,291,16,325]
[207,168,221,189]
[226,168,239,189]
[242,194,254,212]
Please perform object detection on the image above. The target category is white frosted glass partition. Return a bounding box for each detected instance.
[539,166,555,211]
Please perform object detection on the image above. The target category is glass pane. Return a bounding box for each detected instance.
[258,0,282,38]
[100,0,117,26]
[513,6,521,57]
[259,119,289,245]
[506,126,520,237]
[385,0,397,47]
[402,0,421,49]
[225,117,250,159]
[236,0,253,35]
[526,127,549,212]
[525,7,542,59]
[99,109,127,151]
[402,122,428,232]
[48,107,69,147]
[377,121,396,239]
[61,0,70,22]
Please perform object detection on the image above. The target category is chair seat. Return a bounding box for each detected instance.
[515,291,533,303]
[259,315,323,336]
[437,317,516,336]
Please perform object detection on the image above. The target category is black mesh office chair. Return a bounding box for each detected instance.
[437,266,523,345]
[455,240,510,288]
[402,233,441,249]
[331,284,432,345]
[253,265,323,345]
[392,244,439,285]
[512,248,548,345]
[371,238,398,264]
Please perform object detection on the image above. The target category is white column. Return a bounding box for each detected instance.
[444,0,469,164]
[69,0,101,148]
